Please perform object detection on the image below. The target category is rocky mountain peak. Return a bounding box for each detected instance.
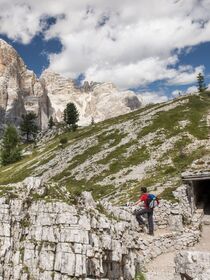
[0,39,141,129]
[40,70,79,95]
[0,39,26,76]
[0,38,17,56]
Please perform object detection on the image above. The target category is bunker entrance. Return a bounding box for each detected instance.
[193,179,210,214]
[182,173,210,215]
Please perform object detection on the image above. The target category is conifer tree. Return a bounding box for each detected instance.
[48,116,55,129]
[20,112,38,142]
[197,73,207,93]
[0,125,21,165]
[91,116,95,125]
[64,103,79,131]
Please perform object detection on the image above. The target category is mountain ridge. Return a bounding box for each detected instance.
[0,39,141,130]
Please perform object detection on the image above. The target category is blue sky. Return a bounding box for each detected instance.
[0,0,210,103]
[0,34,62,76]
[132,42,210,97]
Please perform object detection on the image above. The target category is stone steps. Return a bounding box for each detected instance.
[145,224,210,280]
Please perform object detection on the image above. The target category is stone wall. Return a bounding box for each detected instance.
[0,181,202,280]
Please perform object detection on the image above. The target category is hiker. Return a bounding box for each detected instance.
[134,187,158,235]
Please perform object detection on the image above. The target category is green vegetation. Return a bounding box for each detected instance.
[64,102,79,131]
[140,94,210,139]
[96,203,120,221]
[22,265,30,274]
[31,182,73,203]
[159,187,179,203]
[37,154,55,167]
[20,213,31,228]
[96,144,149,179]
[0,185,18,199]
[64,178,116,201]
[0,151,39,185]
[172,146,207,172]
[0,93,209,203]
[53,129,126,182]
[135,272,146,280]
[0,125,21,165]
[59,137,68,145]
[48,116,55,129]
[20,112,39,142]
[197,72,207,93]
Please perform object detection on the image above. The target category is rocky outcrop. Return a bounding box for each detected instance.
[174,251,210,279]
[40,71,141,126]
[0,178,201,280]
[0,39,49,129]
[0,39,141,130]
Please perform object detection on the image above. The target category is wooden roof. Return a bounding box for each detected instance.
[182,172,210,181]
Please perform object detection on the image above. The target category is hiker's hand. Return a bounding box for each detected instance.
[134,201,143,206]
[125,202,134,207]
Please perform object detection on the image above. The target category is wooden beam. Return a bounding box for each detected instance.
[180,273,193,280]
[182,175,210,181]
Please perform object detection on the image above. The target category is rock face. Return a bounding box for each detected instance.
[40,71,141,126]
[0,39,49,129]
[174,251,210,279]
[0,178,201,280]
[0,39,141,129]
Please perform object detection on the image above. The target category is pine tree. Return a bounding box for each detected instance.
[64,103,79,131]
[91,116,95,125]
[20,112,39,142]
[0,107,5,123]
[48,116,55,129]
[197,73,207,93]
[0,125,21,165]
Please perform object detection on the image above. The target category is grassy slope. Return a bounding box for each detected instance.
[0,92,210,203]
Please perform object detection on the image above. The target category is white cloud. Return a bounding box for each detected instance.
[137,91,168,105]
[0,0,210,88]
[186,86,198,94]
[171,90,182,97]
[167,65,204,86]
[171,85,198,98]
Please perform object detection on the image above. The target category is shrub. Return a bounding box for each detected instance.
[135,272,146,280]
[60,137,68,145]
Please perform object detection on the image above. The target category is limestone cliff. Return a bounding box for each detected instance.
[0,178,201,280]
[40,71,141,126]
[0,39,141,129]
[0,39,49,129]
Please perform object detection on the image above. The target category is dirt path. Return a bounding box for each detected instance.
[145,251,175,280]
[192,224,210,251]
[145,222,210,280]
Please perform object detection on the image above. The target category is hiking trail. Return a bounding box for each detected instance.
[144,218,210,280]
